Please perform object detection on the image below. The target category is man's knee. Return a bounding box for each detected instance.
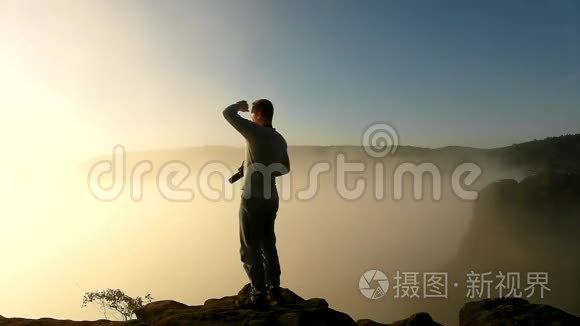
[261,233,276,250]
[240,247,248,263]
[241,243,263,263]
[241,236,262,265]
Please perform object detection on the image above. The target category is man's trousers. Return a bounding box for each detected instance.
[239,196,281,299]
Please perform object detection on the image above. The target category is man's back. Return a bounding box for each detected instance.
[242,127,289,199]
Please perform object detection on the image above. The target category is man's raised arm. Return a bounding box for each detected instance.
[223,102,259,140]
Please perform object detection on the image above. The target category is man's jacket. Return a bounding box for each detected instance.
[223,104,290,199]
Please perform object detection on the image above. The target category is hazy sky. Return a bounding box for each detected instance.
[1,0,579,161]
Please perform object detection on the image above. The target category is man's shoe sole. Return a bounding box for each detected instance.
[236,297,269,310]
[266,294,283,307]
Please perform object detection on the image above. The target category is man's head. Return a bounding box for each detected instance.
[250,99,274,126]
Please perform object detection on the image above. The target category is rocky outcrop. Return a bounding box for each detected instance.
[133,284,440,326]
[459,297,579,326]
[134,284,352,325]
[356,312,441,326]
[2,285,578,325]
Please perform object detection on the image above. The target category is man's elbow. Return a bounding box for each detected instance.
[282,158,290,174]
[223,103,238,118]
[222,107,232,120]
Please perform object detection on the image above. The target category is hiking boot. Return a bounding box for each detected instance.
[235,295,269,310]
[266,287,284,307]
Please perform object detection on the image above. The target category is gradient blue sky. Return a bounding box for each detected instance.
[1,0,579,160]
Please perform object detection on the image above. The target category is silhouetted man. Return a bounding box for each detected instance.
[223,99,290,309]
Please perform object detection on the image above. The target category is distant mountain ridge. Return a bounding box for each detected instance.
[85,133,580,163]
[488,134,580,173]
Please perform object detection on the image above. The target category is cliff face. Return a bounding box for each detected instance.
[445,172,580,319]
[456,172,580,268]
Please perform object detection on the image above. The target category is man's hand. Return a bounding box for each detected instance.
[237,100,249,112]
